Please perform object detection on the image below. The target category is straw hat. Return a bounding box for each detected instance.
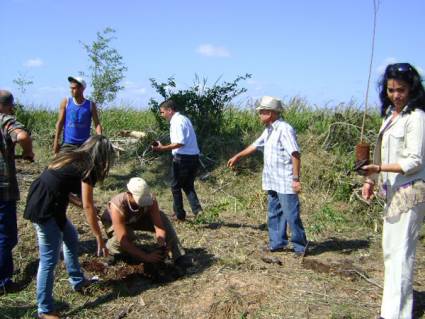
[256,96,283,112]
[127,177,153,207]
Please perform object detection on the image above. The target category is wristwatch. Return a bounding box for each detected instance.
[292,176,300,182]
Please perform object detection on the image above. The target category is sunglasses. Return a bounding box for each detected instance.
[388,63,413,73]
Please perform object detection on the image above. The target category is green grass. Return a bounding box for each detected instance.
[6,99,389,318]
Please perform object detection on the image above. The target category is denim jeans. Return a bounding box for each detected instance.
[0,200,17,288]
[171,154,202,218]
[34,218,85,314]
[267,191,307,252]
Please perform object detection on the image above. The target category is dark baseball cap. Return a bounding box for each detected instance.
[0,91,15,107]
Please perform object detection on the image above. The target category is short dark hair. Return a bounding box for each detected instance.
[378,63,425,116]
[0,90,14,106]
[159,99,178,111]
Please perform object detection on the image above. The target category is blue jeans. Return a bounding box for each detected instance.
[34,218,85,314]
[0,201,17,287]
[267,191,307,253]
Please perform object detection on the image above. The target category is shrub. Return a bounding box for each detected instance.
[148,74,252,158]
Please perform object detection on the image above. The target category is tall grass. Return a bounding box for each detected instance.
[16,99,384,232]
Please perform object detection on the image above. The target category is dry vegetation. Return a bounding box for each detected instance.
[1,105,425,319]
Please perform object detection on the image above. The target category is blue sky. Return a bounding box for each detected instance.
[1,0,424,109]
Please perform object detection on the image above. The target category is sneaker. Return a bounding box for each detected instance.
[193,208,203,217]
[294,240,310,258]
[38,312,60,319]
[260,245,290,253]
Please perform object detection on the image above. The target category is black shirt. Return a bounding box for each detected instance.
[24,162,96,229]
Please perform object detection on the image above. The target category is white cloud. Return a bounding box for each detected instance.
[247,79,262,91]
[196,44,230,58]
[376,57,398,75]
[133,87,146,95]
[24,58,44,68]
[376,57,424,76]
[123,81,147,95]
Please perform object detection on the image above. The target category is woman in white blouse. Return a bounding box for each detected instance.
[362,63,425,319]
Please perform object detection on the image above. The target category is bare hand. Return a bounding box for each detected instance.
[143,250,165,263]
[97,239,109,257]
[292,181,301,193]
[22,151,35,162]
[361,164,380,176]
[227,155,240,168]
[151,141,163,152]
[156,234,166,248]
[361,182,374,201]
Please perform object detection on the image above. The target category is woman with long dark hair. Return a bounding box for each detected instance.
[362,63,425,319]
[24,135,114,319]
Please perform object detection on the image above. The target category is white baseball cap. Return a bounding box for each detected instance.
[127,177,153,207]
[68,76,87,89]
[256,96,283,112]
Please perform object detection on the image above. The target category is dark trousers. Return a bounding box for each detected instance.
[171,154,202,218]
[0,201,17,287]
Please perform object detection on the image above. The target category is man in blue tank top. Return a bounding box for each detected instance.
[53,76,102,154]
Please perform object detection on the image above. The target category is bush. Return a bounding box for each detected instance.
[148,74,252,158]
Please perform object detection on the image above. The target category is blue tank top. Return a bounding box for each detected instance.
[63,98,92,145]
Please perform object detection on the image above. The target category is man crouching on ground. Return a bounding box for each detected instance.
[100,177,192,268]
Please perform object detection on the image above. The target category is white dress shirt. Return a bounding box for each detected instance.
[169,112,200,156]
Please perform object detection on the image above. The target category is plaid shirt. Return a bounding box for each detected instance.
[252,118,300,194]
[0,114,25,201]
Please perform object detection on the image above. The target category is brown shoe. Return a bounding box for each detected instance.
[260,245,291,253]
[171,213,185,222]
[38,312,60,319]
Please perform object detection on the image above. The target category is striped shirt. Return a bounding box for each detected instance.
[252,118,300,194]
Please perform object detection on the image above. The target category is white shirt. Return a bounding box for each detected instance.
[252,118,300,194]
[169,112,200,155]
[373,107,425,190]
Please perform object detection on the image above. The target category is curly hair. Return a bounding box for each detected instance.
[378,63,425,117]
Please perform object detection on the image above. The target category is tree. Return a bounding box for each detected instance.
[81,27,127,107]
[13,72,33,97]
[149,74,251,155]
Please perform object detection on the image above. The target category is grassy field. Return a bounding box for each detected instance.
[2,101,425,318]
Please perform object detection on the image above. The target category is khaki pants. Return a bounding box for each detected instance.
[381,202,425,319]
[103,210,185,261]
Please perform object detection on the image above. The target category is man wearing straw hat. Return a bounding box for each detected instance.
[227,96,308,256]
